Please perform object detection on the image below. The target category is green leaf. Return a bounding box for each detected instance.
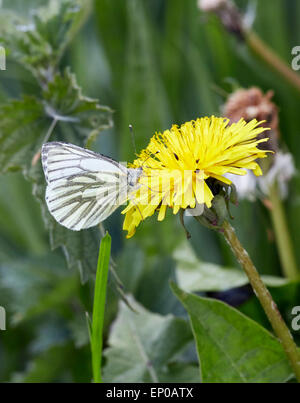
[30,157,101,283]
[171,283,294,383]
[0,69,112,281]
[68,313,90,348]
[11,344,74,383]
[0,255,79,324]
[158,362,200,383]
[0,173,46,255]
[43,68,113,147]
[103,296,199,383]
[91,232,111,383]
[0,96,46,173]
[174,241,288,292]
[0,69,112,174]
[48,224,101,282]
[116,241,185,316]
[1,0,92,81]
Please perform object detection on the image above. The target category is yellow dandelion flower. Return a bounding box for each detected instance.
[122,116,271,238]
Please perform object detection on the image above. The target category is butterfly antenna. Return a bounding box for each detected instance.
[129,124,137,156]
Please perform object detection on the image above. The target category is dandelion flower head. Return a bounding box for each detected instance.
[123,116,270,238]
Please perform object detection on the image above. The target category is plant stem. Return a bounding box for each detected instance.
[245,31,300,93]
[91,232,111,383]
[43,118,58,144]
[268,184,298,280]
[221,220,300,382]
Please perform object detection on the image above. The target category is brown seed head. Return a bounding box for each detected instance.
[223,87,279,151]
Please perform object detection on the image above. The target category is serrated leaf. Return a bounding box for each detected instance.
[0,70,112,173]
[42,68,113,146]
[29,158,101,282]
[0,68,112,281]
[0,96,46,172]
[50,224,101,282]
[174,241,288,292]
[1,0,92,82]
[172,283,294,383]
[103,296,199,383]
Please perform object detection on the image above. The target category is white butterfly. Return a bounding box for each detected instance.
[41,142,143,231]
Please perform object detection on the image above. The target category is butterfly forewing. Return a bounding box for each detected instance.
[42,142,134,231]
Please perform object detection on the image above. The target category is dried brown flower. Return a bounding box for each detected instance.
[198,0,244,38]
[223,87,279,151]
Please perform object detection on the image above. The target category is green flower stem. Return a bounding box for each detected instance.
[245,31,300,93]
[221,220,300,382]
[268,184,299,281]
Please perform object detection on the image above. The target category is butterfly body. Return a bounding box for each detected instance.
[41,142,142,231]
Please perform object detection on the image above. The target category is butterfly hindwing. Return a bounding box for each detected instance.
[42,142,131,230]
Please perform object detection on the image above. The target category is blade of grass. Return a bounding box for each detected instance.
[91,232,112,383]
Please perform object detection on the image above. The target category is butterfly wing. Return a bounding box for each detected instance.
[42,142,129,230]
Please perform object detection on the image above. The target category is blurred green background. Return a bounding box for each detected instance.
[0,0,299,382]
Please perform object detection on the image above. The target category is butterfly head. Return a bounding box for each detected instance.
[127,167,143,187]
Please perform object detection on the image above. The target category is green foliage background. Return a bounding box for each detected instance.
[0,0,299,383]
